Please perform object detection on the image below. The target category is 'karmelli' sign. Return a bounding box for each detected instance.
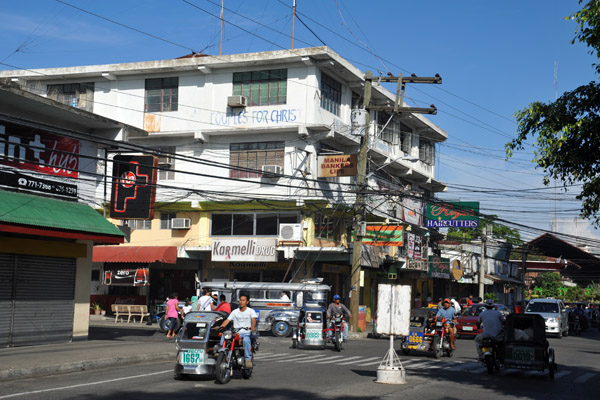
[212,239,278,262]
[425,201,479,228]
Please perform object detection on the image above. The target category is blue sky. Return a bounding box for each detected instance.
[1,0,598,245]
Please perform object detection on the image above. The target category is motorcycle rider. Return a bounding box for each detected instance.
[475,299,505,360]
[218,293,257,368]
[327,294,351,343]
[435,298,457,350]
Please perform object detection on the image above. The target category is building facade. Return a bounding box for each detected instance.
[1,47,448,319]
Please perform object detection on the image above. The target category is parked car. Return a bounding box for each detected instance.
[524,298,569,338]
[456,303,509,338]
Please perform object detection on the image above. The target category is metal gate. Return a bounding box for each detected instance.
[0,254,76,347]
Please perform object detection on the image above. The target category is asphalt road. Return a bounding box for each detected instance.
[1,329,598,400]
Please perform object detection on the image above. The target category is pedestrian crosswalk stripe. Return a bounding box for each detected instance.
[357,359,386,366]
[308,355,346,364]
[552,370,571,379]
[255,353,290,361]
[315,356,360,365]
[336,356,380,365]
[403,361,430,370]
[286,355,332,363]
[272,354,316,362]
[574,372,595,383]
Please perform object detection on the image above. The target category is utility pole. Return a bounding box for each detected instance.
[349,71,441,334]
[291,0,296,49]
[521,243,528,301]
[479,234,486,299]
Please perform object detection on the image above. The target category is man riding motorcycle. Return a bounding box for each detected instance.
[327,294,351,343]
[475,299,505,360]
[436,298,457,350]
[218,293,257,368]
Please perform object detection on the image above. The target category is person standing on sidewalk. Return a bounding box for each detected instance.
[165,292,181,338]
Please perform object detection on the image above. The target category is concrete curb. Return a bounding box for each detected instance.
[0,352,175,382]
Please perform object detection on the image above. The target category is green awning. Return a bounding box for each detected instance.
[0,190,124,243]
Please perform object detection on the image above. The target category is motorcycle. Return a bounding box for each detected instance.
[326,313,344,352]
[573,315,582,336]
[214,329,259,384]
[481,337,504,374]
[432,316,454,359]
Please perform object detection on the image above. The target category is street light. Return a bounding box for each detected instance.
[366,154,419,179]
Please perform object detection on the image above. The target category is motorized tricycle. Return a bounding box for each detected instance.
[502,313,557,379]
[214,327,259,384]
[291,306,344,351]
[173,311,228,379]
[400,308,440,357]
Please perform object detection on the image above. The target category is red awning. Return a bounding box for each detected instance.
[93,246,178,264]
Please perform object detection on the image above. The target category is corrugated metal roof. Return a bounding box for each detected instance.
[93,246,177,264]
[0,190,124,238]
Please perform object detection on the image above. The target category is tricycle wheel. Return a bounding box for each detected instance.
[402,348,410,355]
[215,352,232,384]
[272,321,292,337]
[432,336,442,359]
[485,354,494,374]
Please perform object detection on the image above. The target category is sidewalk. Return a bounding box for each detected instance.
[0,315,176,381]
[0,317,375,381]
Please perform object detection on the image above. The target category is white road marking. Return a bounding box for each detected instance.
[254,353,291,360]
[357,359,387,366]
[553,370,571,379]
[271,354,315,362]
[403,361,430,370]
[280,354,330,363]
[574,372,595,383]
[0,370,172,399]
[336,356,379,365]
[307,355,346,364]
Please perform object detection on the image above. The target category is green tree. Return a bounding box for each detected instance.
[446,215,521,245]
[506,0,600,226]
[565,286,585,301]
[533,272,563,298]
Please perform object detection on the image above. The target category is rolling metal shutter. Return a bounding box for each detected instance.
[0,254,15,347]
[3,255,76,347]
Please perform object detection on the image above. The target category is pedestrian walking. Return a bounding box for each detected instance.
[165,292,181,338]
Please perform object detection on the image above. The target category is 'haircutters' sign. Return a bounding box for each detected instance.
[425,201,479,228]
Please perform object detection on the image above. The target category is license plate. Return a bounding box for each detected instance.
[512,347,535,361]
[407,332,423,344]
[306,329,322,339]
[180,349,204,365]
[462,326,473,331]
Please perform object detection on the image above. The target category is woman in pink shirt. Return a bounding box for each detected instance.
[165,292,181,338]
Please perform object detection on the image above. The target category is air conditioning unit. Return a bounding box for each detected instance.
[262,165,283,176]
[227,95,247,107]
[171,218,191,229]
[279,223,302,241]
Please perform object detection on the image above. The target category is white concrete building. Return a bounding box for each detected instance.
[1,47,448,316]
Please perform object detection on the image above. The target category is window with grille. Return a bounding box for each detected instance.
[320,73,342,116]
[124,219,152,230]
[315,214,343,241]
[229,142,284,178]
[160,213,177,230]
[400,123,413,154]
[145,77,178,112]
[47,83,94,111]
[377,112,401,145]
[232,69,287,106]
[156,146,175,180]
[419,139,435,164]
[210,212,299,236]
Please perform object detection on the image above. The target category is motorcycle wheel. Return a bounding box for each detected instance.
[292,338,298,349]
[432,336,442,359]
[485,354,494,374]
[215,352,232,384]
[334,331,342,352]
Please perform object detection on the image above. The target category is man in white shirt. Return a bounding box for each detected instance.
[280,291,291,301]
[219,293,257,368]
[197,288,214,311]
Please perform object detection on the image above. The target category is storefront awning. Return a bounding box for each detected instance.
[0,190,124,244]
[93,246,178,264]
[485,274,523,285]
